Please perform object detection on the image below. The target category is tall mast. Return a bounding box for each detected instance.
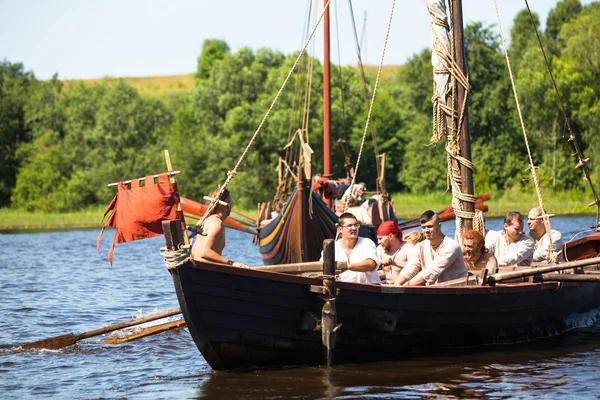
[451,0,474,231]
[323,0,332,181]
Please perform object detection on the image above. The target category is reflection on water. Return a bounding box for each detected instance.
[1,216,600,399]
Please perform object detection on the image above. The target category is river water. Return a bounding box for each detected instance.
[1,215,600,399]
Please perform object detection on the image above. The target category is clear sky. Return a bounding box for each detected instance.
[0,0,593,80]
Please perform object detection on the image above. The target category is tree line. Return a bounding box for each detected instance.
[0,0,598,212]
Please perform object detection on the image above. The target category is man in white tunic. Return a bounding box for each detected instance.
[485,212,534,267]
[393,210,468,286]
[527,206,564,263]
[321,213,380,284]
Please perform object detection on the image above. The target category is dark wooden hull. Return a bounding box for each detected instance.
[170,259,600,370]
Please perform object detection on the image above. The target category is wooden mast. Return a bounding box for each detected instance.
[323,0,332,207]
[451,0,474,231]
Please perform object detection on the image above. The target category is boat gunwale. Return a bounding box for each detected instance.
[184,259,563,295]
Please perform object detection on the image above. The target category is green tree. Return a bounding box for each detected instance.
[195,39,230,82]
[0,61,35,206]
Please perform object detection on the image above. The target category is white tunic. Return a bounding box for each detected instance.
[321,237,380,284]
[531,230,564,263]
[399,236,468,285]
[485,230,534,267]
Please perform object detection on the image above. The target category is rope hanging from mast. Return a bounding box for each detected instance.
[348,0,385,196]
[425,0,478,237]
[199,0,333,230]
[493,0,558,263]
[522,0,600,231]
[344,0,396,211]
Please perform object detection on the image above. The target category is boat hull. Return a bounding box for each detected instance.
[170,260,600,370]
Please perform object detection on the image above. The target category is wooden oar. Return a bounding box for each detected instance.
[101,318,187,344]
[253,261,348,274]
[22,308,182,350]
[486,256,600,285]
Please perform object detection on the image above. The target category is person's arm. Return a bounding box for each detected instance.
[395,245,421,286]
[485,254,498,274]
[349,239,378,272]
[196,219,247,268]
[408,243,460,286]
[497,236,534,267]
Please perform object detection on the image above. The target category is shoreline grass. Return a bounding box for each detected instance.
[1,189,595,232]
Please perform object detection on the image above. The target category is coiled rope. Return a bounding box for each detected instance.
[425,0,476,236]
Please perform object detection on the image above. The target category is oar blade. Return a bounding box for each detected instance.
[22,332,83,350]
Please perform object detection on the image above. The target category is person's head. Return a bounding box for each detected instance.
[338,212,359,241]
[376,221,402,251]
[420,210,442,242]
[346,196,359,207]
[527,206,545,238]
[461,229,486,263]
[503,211,524,243]
[404,231,425,245]
[275,199,286,213]
[356,182,366,194]
[335,199,346,213]
[207,187,232,217]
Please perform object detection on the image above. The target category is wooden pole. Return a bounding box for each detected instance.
[22,308,182,350]
[451,0,474,231]
[321,239,338,367]
[323,0,332,209]
[101,319,186,344]
[253,261,347,274]
[164,150,189,246]
[486,256,600,285]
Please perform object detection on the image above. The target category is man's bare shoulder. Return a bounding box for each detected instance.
[198,215,224,234]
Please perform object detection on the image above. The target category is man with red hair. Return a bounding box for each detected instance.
[376,221,412,282]
[461,230,497,273]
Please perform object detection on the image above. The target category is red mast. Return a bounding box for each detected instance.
[323,0,331,179]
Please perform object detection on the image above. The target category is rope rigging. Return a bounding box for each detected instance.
[523,0,600,232]
[493,0,558,263]
[348,0,385,197]
[198,0,333,231]
[425,0,478,237]
[344,0,396,212]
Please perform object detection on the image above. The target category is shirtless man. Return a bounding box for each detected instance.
[485,212,534,267]
[191,188,248,268]
[376,221,412,282]
[393,210,468,286]
[461,230,497,274]
[527,206,564,263]
[321,212,380,284]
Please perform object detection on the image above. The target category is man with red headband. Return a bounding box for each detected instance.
[376,221,411,282]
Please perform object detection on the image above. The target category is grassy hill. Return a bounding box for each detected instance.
[63,74,196,98]
[61,65,402,98]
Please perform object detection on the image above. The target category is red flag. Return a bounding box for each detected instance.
[97,173,182,265]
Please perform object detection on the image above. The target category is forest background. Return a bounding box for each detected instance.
[1,0,598,227]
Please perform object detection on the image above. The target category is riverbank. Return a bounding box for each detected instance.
[0,190,593,232]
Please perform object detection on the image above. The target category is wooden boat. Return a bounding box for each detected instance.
[164,220,600,370]
[161,0,600,371]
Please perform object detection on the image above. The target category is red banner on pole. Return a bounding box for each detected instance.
[97,173,182,265]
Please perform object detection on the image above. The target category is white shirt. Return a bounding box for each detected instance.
[485,230,534,267]
[400,236,468,285]
[531,230,564,263]
[321,237,380,284]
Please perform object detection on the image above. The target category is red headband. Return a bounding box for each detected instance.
[377,221,401,236]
